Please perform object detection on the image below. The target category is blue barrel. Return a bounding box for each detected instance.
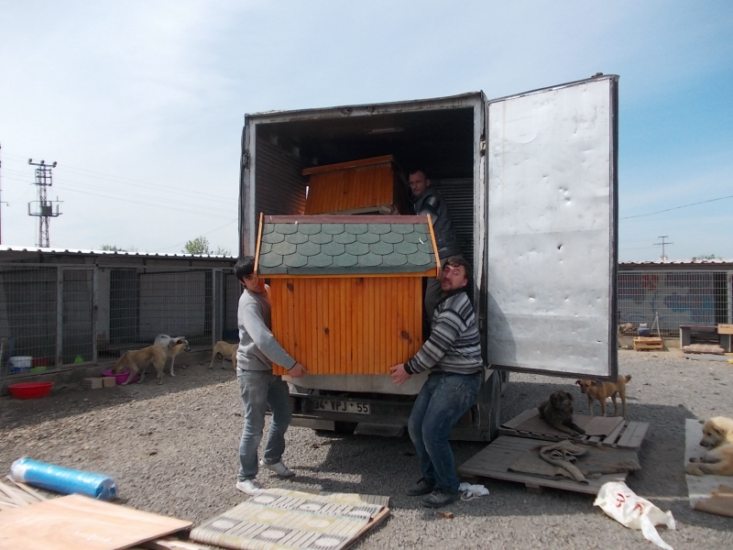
[10,457,117,500]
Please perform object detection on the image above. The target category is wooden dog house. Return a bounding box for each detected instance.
[255,214,439,375]
[303,155,410,215]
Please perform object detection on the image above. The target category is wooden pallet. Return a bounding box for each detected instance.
[500,408,649,450]
[458,409,650,495]
[633,336,664,351]
[458,436,631,495]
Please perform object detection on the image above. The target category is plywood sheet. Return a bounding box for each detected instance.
[458,435,630,495]
[0,494,191,550]
[685,418,733,517]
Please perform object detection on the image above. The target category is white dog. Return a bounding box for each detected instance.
[153,334,191,377]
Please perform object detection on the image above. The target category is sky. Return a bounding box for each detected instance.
[0,0,731,261]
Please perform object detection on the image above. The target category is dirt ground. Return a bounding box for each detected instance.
[1,349,732,549]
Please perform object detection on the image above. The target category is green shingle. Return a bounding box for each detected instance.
[322,223,344,235]
[333,232,357,244]
[257,217,438,276]
[382,232,404,245]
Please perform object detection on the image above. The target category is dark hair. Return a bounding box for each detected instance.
[443,255,472,297]
[443,255,470,273]
[407,167,429,179]
[234,256,256,281]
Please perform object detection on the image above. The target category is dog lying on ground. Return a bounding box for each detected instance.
[686,416,733,476]
[575,375,632,418]
[113,345,167,385]
[209,340,238,370]
[153,334,191,377]
[538,390,586,436]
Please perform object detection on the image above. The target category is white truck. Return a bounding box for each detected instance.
[238,74,618,441]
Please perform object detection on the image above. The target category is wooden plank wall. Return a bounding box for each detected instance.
[270,277,423,375]
[304,163,395,214]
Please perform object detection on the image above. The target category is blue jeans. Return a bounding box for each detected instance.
[237,370,291,481]
[408,371,482,493]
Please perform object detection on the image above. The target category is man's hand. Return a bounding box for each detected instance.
[390,363,410,385]
[288,362,307,378]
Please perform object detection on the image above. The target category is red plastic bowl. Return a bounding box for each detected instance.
[8,382,53,399]
[102,369,139,385]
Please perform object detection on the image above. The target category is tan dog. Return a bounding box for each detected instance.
[113,345,167,385]
[575,375,631,417]
[686,416,733,476]
[154,334,191,377]
[209,340,238,370]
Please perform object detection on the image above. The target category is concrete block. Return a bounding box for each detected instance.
[83,377,103,390]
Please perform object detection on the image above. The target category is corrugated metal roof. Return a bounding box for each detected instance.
[620,259,733,267]
[257,215,438,276]
[0,245,235,260]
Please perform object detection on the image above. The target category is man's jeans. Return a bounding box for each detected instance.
[237,370,291,481]
[408,371,482,493]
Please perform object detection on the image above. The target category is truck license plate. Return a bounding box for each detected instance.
[313,399,371,415]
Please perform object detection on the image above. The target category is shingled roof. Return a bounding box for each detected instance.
[256,215,439,276]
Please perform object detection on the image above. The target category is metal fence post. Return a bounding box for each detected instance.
[56,267,63,367]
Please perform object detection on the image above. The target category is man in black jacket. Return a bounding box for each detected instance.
[408,168,462,325]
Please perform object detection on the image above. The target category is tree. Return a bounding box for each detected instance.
[183,236,230,256]
[691,254,718,261]
[100,244,125,252]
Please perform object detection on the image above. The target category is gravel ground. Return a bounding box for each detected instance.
[1,349,732,549]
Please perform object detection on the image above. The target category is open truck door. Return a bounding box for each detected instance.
[484,75,618,379]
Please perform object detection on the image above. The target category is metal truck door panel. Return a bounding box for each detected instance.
[485,76,618,378]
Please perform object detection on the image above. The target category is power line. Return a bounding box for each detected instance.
[622,194,733,220]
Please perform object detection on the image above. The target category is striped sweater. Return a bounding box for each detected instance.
[404,290,483,375]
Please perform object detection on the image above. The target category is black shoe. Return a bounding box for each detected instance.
[406,478,435,496]
[422,489,460,508]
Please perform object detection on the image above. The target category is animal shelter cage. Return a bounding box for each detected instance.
[0,248,238,378]
[617,266,733,336]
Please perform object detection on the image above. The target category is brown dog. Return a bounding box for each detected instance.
[113,345,167,385]
[575,375,631,418]
[209,340,238,370]
[686,416,733,476]
[538,390,585,436]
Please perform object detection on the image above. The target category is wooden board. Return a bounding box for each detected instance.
[500,408,648,449]
[633,336,664,351]
[458,436,629,495]
[190,488,389,550]
[685,418,733,517]
[0,494,192,550]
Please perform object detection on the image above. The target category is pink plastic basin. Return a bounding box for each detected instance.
[102,369,139,385]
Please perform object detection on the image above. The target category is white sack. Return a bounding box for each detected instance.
[594,481,676,550]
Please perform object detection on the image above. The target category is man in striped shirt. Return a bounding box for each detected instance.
[390,256,484,508]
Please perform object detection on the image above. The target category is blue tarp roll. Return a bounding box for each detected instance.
[10,456,117,500]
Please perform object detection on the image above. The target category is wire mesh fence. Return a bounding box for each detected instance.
[0,262,239,378]
[2,260,731,378]
[617,269,732,336]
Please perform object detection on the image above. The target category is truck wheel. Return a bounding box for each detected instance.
[334,421,357,435]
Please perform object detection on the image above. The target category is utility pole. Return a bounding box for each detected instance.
[0,143,5,245]
[654,235,673,262]
[27,159,62,248]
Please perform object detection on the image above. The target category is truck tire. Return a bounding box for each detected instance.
[333,421,357,435]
